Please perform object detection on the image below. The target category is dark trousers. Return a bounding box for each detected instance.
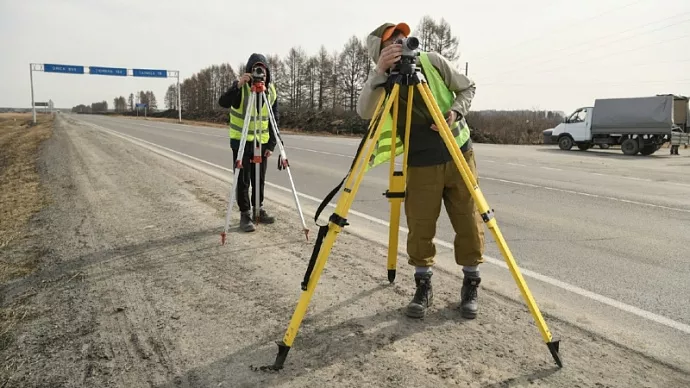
[231,140,269,213]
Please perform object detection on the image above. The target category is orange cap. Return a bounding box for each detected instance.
[382,22,411,41]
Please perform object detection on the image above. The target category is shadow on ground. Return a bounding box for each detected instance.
[152,287,561,388]
[0,226,298,306]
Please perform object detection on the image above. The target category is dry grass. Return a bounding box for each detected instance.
[0,113,53,283]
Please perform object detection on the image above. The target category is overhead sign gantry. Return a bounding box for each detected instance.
[29,63,182,124]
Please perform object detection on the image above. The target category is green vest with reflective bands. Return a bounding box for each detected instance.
[368,52,471,170]
[228,82,277,143]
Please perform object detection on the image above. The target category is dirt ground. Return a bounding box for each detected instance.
[1,113,689,387]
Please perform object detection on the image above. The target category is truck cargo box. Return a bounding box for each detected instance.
[590,95,674,135]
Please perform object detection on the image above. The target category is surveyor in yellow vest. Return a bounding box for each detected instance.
[218,53,280,232]
[357,22,485,320]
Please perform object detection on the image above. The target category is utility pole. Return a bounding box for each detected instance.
[465,62,469,76]
[177,73,182,123]
[30,64,36,125]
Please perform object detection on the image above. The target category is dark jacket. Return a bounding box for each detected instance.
[218,53,281,152]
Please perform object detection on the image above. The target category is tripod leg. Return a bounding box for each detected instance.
[222,91,256,244]
[415,82,562,368]
[385,86,413,283]
[260,85,401,372]
[253,91,263,223]
[261,92,310,240]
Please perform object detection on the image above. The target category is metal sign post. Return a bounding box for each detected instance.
[135,103,148,117]
[29,63,182,124]
[30,64,36,124]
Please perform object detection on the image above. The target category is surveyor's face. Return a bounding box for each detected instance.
[382,30,405,48]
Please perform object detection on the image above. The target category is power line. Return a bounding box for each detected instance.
[477,58,690,86]
[479,12,690,80]
[479,31,690,83]
[480,78,690,87]
[471,0,650,61]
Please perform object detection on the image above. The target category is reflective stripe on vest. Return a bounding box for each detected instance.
[228,83,277,143]
[367,52,471,170]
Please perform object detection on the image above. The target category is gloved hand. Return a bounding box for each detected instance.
[277,154,289,170]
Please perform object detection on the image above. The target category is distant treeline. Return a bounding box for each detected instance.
[72,91,158,114]
[78,15,565,144]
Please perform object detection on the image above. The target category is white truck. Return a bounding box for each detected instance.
[547,94,690,155]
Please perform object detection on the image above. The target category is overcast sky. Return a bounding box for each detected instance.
[1,0,689,114]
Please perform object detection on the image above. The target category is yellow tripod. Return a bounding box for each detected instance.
[260,58,563,371]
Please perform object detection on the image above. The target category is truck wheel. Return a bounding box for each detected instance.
[621,138,640,155]
[558,136,573,150]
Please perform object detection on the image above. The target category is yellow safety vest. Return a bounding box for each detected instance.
[368,52,471,170]
[228,82,277,144]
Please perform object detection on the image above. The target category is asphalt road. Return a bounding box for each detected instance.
[70,113,690,369]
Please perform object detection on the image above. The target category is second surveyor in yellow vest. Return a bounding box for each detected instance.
[228,81,277,145]
[218,53,281,233]
[356,22,486,320]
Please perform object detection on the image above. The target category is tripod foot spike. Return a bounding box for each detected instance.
[387,269,396,283]
[547,339,563,368]
[220,232,226,245]
[253,341,290,372]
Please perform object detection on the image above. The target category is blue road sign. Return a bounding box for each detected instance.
[89,66,127,76]
[135,103,148,108]
[44,63,85,74]
[132,68,167,78]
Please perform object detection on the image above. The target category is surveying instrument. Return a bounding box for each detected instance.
[259,37,563,371]
[221,64,309,244]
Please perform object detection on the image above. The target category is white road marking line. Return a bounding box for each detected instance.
[95,116,690,211]
[103,116,690,184]
[283,145,690,214]
[79,117,690,336]
[621,176,652,182]
[288,146,351,158]
[108,119,229,138]
[484,177,690,213]
[92,117,690,188]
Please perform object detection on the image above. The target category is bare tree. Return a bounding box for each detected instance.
[303,56,319,109]
[282,46,307,109]
[413,15,460,61]
[165,85,177,109]
[316,45,333,110]
[338,36,370,111]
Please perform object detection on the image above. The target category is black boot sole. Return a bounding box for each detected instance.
[461,309,477,319]
[405,305,426,318]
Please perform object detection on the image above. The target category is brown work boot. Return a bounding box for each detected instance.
[406,272,433,318]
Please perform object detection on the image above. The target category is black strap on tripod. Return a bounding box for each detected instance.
[312,106,385,226]
[300,95,388,291]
